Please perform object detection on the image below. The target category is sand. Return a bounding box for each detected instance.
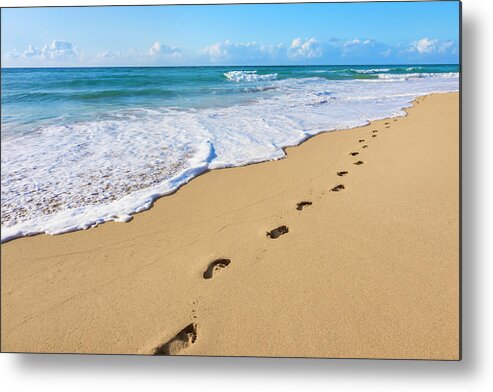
[0,92,460,359]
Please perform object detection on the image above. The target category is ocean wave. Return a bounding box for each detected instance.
[242,86,278,93]
[3,88,177,103]
[308,69,343,73]
[351,68,391,74]
[75,88,176,100]
[377,72,459,80]
[224,70,278,83]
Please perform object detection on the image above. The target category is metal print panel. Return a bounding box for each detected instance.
[0,1,461,359]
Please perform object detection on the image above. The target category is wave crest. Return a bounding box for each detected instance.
[224,70,278,83]
[351,68,390,74]
[377,72,459,80]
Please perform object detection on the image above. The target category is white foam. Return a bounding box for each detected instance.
[351,68,391,74]
[377,72,459,80]
[224,70,278,82]
[1,72,459,242]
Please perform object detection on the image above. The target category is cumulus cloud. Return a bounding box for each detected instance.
[410,37,439,54]
[5,40,80,63]
[338,38,391,61]
[5,49,21,60]
[97,49,121,60]
[148,41,182,58]
[3,40,186,66]
[199,40,284,63]
[23,45,42,58]
[345,38,372,46]
[288,37,324,59]
[408,37,457,55]
[200,41,230,60]
[200,38,325,63]
[2,36,458,67]
[43,40,79,60]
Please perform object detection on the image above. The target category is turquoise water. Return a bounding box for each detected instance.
[1,65,458,137]
[1,65,459,241]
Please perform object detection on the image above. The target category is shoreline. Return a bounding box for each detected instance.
[1,90,455,244]
[1,92,459,358]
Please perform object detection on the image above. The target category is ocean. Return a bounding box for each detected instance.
[1,65,459,241]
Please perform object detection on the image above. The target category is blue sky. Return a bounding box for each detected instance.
[1,1,460,67]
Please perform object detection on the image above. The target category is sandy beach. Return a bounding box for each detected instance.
[1,92,459,359]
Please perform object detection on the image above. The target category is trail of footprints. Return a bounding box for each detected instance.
[153,121,390,355]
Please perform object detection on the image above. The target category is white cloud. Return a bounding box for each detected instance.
[2,36,458,67]
[345,38,372,46]
[200,41,231,60]
[288,37,323,59]
[23,45,41,58]
[5,40,80,64]
[199,40,284,62]
[97,49,120,59]
[340,38,387,59]
[148,41,182,58]
[3,40,184,66]
[408,37,457,57]
[200,38,324,63]
[6,49,21,60]
[410,37,439,54]
[41,40,79,60]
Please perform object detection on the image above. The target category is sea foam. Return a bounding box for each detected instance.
[377,72,459,80]
[351,68,391,74]
[224,70,278,82]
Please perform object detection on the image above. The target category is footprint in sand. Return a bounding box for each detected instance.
[337,171,348,177]
[203,258,231,279]
[359,139,365,143]
[154,323,198,355]
[373,130,378,133]
[296,201,312,211]
[362,145,368,149]
[349,152,359,156]
[354,161,364,165]
[372,135,377,138]
[330,184,345,192]
[267,225,289,239]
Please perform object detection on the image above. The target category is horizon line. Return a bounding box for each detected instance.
[1,63,460,70]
